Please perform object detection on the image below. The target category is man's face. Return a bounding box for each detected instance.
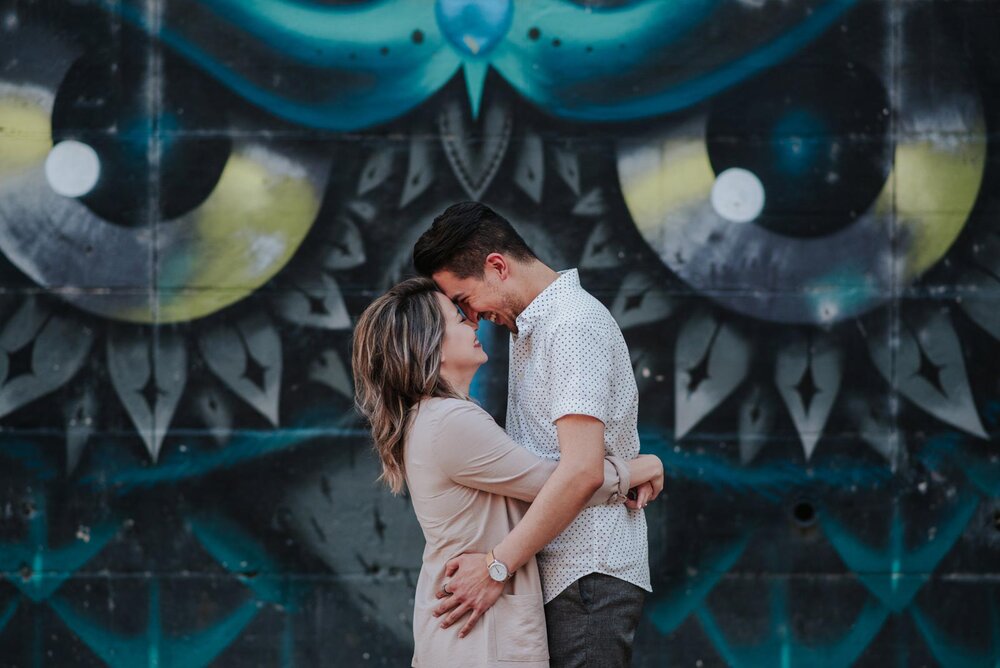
[432,269,521,334]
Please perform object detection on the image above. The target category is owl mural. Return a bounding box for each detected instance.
[0,0,996,665]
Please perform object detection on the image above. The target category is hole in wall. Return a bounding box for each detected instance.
[791,499,817,528]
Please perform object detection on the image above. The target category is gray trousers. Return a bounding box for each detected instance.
[544,573,646,667]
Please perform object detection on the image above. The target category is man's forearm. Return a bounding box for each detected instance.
[432,415,607,633]
[491,414,607,571]
[493,458,602,572]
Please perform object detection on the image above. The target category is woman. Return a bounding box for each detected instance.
[352,278,663,667]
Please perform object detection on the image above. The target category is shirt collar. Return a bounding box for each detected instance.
[514,269,580,339]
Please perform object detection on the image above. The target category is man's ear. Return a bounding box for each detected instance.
[484,253,509,280]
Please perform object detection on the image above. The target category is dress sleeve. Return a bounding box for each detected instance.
[433,400,630,505]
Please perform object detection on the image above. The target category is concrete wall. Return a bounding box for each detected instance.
[0,0,997,665]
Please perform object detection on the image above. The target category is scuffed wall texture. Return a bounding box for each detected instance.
[0,0,997,665]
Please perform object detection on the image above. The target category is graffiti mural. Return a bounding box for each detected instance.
[0,0,997,665]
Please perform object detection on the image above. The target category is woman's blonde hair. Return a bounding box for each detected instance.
[351,277,465,494]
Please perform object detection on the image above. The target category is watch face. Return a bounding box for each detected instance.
[488,562,507,581]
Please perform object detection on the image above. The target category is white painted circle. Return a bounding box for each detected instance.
[710,167,765,223]
[45,140,101,197]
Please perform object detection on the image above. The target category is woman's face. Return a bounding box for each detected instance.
[436,292,488,376]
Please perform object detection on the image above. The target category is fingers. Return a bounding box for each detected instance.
[625,480,660,509]
[624,485,639,509]
[635,486,652,508]
[444,560,460,577]
[440,602,472,629]
[433,594,462,618]
[458,610,482,638]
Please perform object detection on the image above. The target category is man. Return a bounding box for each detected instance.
[412,201,654,666]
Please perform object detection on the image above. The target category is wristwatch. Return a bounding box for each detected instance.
[486,550,512,582]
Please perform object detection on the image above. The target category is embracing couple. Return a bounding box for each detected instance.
[352,202,664,667]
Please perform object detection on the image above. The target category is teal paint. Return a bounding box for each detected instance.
[922,429,1000,497]
[0,599,17,634]
[696,582,889,667]
[49,581,260,668]
[639,429,893,499]
[100,0,856,127]
[74,419,368,494]
[773,109,830,176]
[820,492,981,612]
[646,534,750,634]
[0,1,996,665]
[507,0,858,120]
[0,490,119,602]
[188,511,305,611]
[468,319,498,404]
[103,0,462,131]
[804,267,880,322]
[436,0,514,58]
[911,595,1000,668]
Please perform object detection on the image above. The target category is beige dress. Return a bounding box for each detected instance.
[405,397,631,668]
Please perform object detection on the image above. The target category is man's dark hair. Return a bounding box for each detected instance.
[412,202,536,278]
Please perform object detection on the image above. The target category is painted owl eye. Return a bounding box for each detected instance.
[50,50,231,226]
[705,64,891,239]
[0,22,328,324]
[617,10,985,325]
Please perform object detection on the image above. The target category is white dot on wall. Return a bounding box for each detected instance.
[710,167,765,224]
[817,299,840,324]
[45,140,101,198]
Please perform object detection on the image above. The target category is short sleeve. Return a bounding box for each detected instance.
[545,320,613,425]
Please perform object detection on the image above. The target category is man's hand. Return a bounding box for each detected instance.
[433,553,504,637]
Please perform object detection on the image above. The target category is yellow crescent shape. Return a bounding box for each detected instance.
[0,90,323,324]
[624,127,986,285]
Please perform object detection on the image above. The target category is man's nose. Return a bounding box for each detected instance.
[464,307,481,328]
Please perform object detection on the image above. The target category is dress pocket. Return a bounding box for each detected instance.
[488,593,549,662]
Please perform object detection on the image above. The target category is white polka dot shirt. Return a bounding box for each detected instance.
[506,269,651,603]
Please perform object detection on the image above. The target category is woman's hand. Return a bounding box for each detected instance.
[433,553,504,638]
